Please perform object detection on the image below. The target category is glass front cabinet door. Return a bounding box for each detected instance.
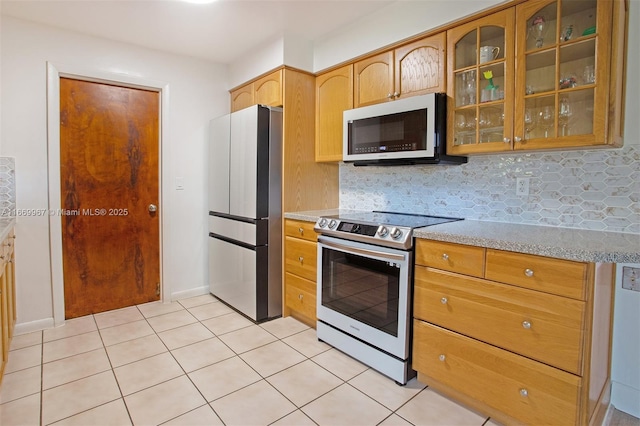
[514,0,618,150]
[448,0,625,155]
[447,9,515,155]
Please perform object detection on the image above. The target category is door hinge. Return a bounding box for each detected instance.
[156,282,160,296]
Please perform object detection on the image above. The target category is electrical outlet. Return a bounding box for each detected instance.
[622,266,640,291]
[516,177,530,196]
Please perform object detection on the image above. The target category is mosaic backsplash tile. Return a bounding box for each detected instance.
[340,144,640,234]
[0,157,16,217]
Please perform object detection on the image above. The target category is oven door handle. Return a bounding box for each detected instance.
[320,239,406,262]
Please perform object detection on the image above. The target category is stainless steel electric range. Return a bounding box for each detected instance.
[314,211,463,384]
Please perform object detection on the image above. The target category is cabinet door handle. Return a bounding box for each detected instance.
[503,137,511,143]
[387,93,393,99]
[393,91,399,98]
[522,320,532,329]
[298,227,304,235]
[520,388,529,397]
[439,354,446,362]
[298,294,303,301]
[524,268,534,277]
[441,297,448,305]
[298,256,304,264]
[442,253,449,261]
[514,136,523,143]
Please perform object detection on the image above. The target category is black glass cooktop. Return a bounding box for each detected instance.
[325,211,463,229]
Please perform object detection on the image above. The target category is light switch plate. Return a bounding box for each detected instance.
[175,176,184,190]
[622,266,640,292]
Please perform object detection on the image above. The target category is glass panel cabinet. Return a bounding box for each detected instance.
[448,0,625,155]
[448,9,515,154]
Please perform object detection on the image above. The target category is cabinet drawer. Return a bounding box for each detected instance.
[415,266,585,374]
[285,273,316,322]
[485,249,587,300]
[284,219,317,242]
[413,321,581,426]
[415,239,485,278]
[284,237,317,282]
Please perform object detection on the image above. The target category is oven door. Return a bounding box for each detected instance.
[316,235,412,360]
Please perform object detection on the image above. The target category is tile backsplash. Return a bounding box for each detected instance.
[340,144,640,234]
[0,157,16,217]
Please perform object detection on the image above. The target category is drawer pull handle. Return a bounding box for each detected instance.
[298,227,304,235]
[439,354,446,362]
[441,297,448,305]
[524,268,534,277]
[298,256,304,264]
[442,253,449,261]
[520,388,529,397]
[298,294,303,301]
[522,321,532,329]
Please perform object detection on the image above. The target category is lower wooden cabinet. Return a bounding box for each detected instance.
[283,219,318,327]
[413,238,614,426]
[0,228,17,384]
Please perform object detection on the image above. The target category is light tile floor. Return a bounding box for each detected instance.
[0,294,493,426]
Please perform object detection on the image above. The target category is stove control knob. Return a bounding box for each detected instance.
[390,227,403,240]
[328,219,338,229]
[317,218,328,228]
[377,226,389,237]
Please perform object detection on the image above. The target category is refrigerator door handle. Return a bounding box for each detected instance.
[209,232,256,251]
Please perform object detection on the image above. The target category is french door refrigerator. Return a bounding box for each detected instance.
[208,104,283,322]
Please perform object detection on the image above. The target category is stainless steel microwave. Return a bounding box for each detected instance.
[343,93,466,166]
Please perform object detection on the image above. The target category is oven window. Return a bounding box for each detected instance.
[320,248,400,337]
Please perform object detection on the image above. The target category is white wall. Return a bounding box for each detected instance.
[1,16,229,329]
[312,0,502,71]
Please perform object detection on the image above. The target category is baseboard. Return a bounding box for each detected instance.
[602,404,615,426]
[611,381,640,418]
[170,285,210,301]
[14,317,55,335]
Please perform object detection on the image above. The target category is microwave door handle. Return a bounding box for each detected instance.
[321,239,406,262]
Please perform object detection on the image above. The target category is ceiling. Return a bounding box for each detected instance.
[1,0,396,64]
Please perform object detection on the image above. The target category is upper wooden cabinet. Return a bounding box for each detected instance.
[448,0,626,155]
[315,64,353,162]
[230,84,254,112]
[254,69,283,107]
[354,33,446,107]
[230,69,282,112]
[447,8,515,155]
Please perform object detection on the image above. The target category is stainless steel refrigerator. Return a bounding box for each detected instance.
[208,104,283,322]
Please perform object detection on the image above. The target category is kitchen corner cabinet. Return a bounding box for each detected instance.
[412,238,614,426]
[315,64,353,162]
[283,219,317,327]
[0,229,16,384]
[354,33,446,107]
[448,0,626,155]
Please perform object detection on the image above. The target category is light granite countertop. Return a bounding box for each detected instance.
[284,210,640,264]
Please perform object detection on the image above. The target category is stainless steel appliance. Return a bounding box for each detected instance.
[343,93,466,166]
[315,211,463,384]
[208,104,283,322]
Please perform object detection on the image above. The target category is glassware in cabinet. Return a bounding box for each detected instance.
[448,9,514,154]
[515,0,612,150]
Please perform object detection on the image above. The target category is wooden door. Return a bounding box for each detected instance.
[354,51,394,107]
[60,78,160,319]
[395,33,446,98]
[254,69,282,107]
[230,83,254,112]
[315,64,353,162]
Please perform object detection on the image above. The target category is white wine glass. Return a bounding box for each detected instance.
[539,105,554,138]
[558,98,573,136]
[524,108,536,139]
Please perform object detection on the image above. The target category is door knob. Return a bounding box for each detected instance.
[148,204,157,213]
